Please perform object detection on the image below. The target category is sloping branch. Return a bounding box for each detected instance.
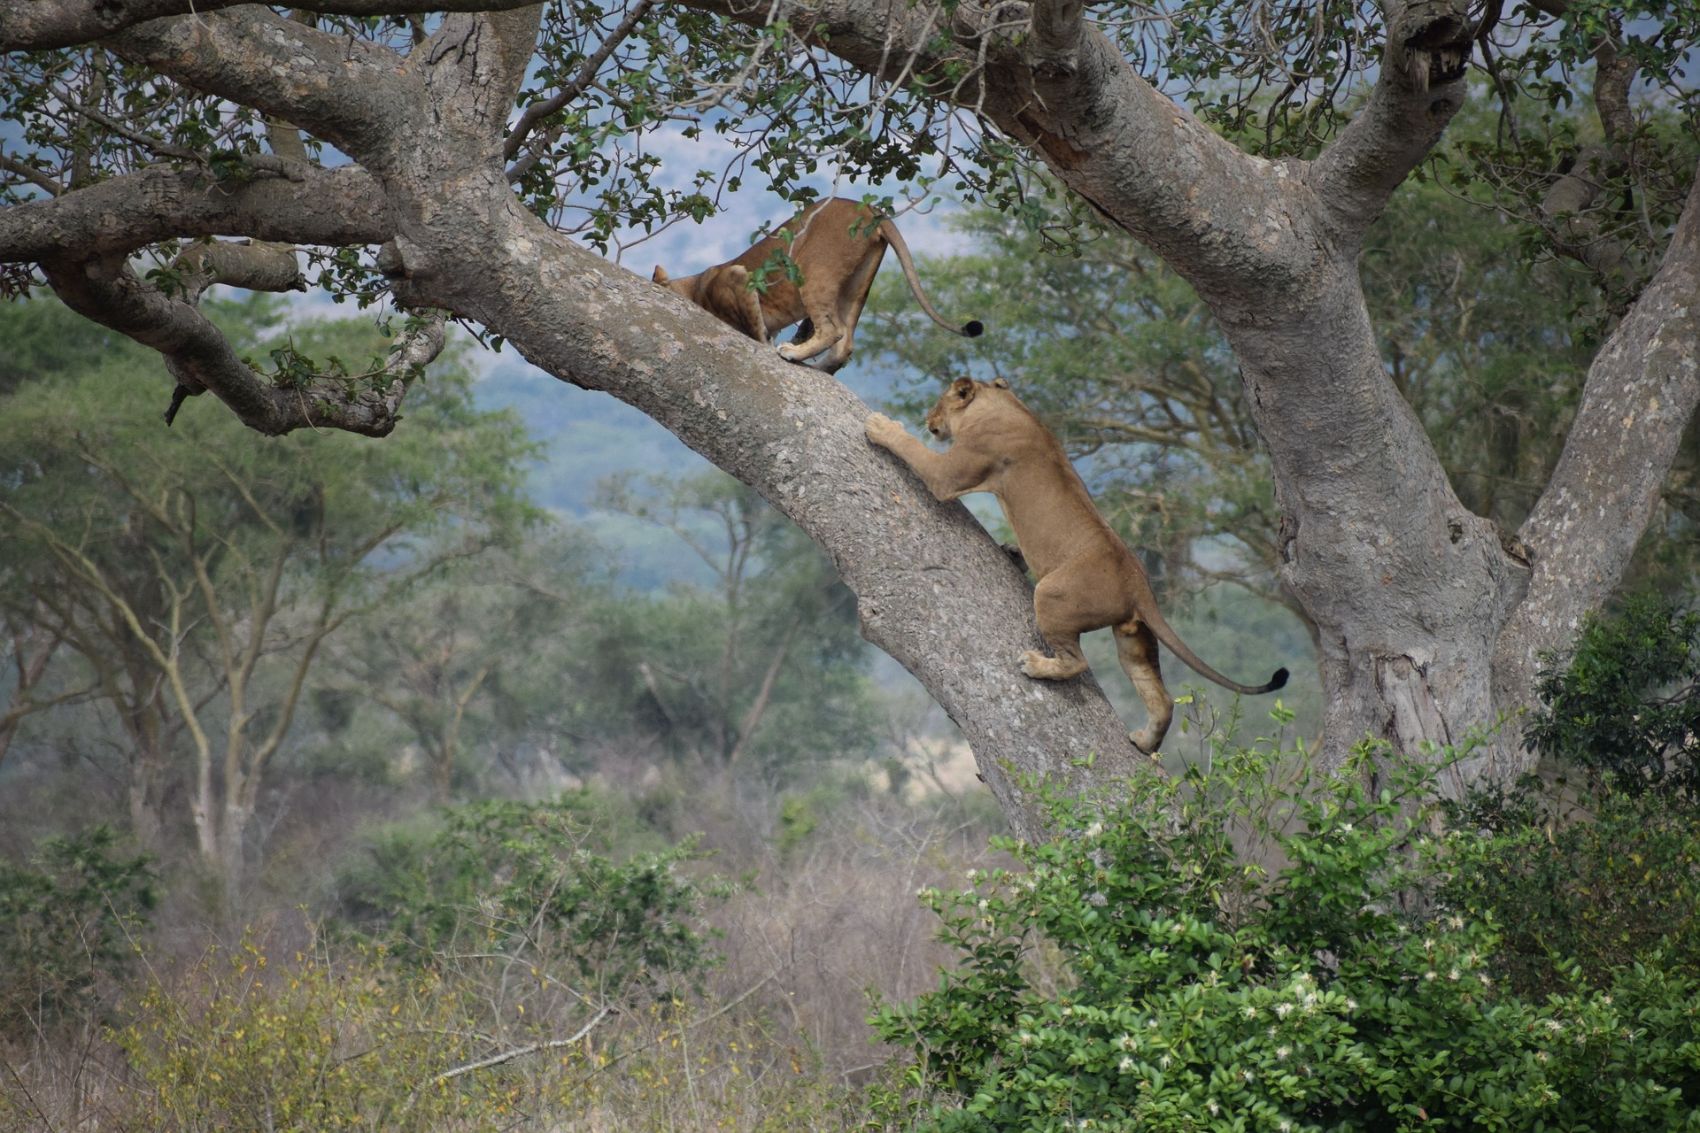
[41,255,441,435]
[429,1005,614,1085]
[1310,0,1476,240]
[108,6,416,161]
[1492,161,1700,712]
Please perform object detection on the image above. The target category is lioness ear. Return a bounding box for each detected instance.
[992,377,1010,390]
[652,266,670,283]
[950,377,975,400]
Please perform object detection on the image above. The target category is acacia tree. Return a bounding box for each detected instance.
[0,302,537,889]
[2,0,1696,835]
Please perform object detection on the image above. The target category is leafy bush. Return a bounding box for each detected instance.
[1525,591,1700,801]
[0,826,155,1032]
[1441,781,1700,998]
[109,939,520,1132]
[333,796,722,996]
[873,735,1700,1131]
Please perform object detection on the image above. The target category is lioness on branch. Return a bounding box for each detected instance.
[867,377,1288,753]
[652,197,983,374]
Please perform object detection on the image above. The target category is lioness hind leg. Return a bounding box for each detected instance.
[1113,619,1173,754]
[817,246,885,373]
[1020,576,1093,681]
[777,313,844,364]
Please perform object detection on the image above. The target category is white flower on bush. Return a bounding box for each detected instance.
[1276,1045,1291,1061]
[1275,1002,1293,1019]
[1116,1033,1137,1052]
[1118,1056,1135,1073]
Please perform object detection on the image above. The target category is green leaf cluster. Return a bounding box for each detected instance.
[333,796,722,996]
[874,734,1700,1130]
[1526,591,1700,801]
[0,827,156,1033]
[1441,782,1700,1000]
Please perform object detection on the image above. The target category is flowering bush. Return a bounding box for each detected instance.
[873,732,1700,1131]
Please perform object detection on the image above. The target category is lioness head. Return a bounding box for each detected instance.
[652,264,766,341]
[925,376,1011,441]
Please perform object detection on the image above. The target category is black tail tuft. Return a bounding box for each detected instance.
[962,320,984,338]
[1268,667,1290,692]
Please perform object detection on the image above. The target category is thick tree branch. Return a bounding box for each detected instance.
[1310,0,1474,240]
[378,166,1140,836]
[41,256,439,436]
[0,0,542,51]
[1538,34,1639,296]
[0,163,387,265]
[174,241,306,297]
[1491,162,1700,735]
[1027,0,1085,78]
[108,7,416,163]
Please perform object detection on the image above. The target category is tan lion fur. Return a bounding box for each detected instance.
[866,377,1287,753]
[653,198,982,374]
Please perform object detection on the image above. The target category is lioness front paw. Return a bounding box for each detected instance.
[1019,650,1049,678]
[865,413,906,447]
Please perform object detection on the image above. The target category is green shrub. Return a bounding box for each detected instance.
[109,939,521,1132]
[873,735,1700,1131]
[1525,591,1700,801]
[1441,782,1700,998]
[0,826,155,1032]
[333,796,722,995]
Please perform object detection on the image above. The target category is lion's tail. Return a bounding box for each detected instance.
[877,219,985,338]
[1119,608,1289,697]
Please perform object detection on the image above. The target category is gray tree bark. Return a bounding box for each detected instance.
[2,1,1695,831]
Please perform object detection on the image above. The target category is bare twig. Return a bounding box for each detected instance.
[429,1004,614,1085]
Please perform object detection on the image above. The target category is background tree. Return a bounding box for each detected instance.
[0,298,538,894]
[320,538,597,804]
[2,0,1696,833]
[598,470,879,776]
